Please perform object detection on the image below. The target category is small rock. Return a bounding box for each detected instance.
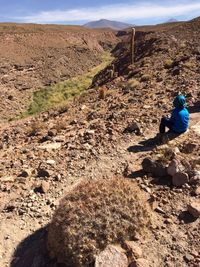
[95,245,128,267]
[0,176,15,183]
[164,218,173,224]
[194,187,200,195]
[130,258,150,267]
[123,241,142,259]
[4,204,15,213]
[41,181,50,193]
[18,169,32,178]
[155,206,166,215]
[174,147,180,154]
[143,105,151,109]
[190,171,200,185]
[167,159,179,176]
[188,202,200,218]
[184,253,194,263]
[172,66,180,76]
[172,172,189,187]
[46,159,56,165]
[48,129,57,137]
[182,142,197,154]
[142,157,167,177]
[8,95,14,100]
[149,199,158,211]
[124,122,141,135]
[167,158,185,176]
[37,168,50,178]
[38,142,61,151]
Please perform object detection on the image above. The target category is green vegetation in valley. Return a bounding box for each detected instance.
[24,52,113,116]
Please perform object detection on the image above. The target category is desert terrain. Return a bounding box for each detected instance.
[0,18,200,267]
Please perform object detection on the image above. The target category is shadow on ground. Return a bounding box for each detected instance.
[187,101,200,114]
[178,211,198,224]
[127,132,181,154]
[10,226,62,267]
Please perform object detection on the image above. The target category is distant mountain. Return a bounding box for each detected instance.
[84,19,134,30]
[166,18,179,23]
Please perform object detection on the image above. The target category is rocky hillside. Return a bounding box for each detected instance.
[93,17,200,109]
[0,23,118,121]
[0,18,200,267]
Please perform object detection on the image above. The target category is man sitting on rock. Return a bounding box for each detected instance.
[159,95,189,135]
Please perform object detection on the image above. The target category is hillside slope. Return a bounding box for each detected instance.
[0,23,118,121]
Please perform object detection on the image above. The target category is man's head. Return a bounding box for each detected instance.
[173,95,186,109]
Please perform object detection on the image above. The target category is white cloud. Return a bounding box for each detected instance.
[16,2,200,23]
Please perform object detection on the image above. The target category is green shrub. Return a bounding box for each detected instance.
[24,52,114,116]
[48,178,152,267]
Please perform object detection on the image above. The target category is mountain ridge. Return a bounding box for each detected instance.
[84,19,134,30]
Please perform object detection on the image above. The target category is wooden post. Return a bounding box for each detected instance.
[131,28,135,65]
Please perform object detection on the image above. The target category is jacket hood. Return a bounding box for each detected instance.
[173,95,186,108]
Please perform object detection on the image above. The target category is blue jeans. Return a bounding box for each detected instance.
[159,117,173,134]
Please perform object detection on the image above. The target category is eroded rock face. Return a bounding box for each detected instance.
[95,245,128,267]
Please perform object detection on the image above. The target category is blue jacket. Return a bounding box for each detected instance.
[170,107,189,133]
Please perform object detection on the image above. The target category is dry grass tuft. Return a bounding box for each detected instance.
[26,121,45,136]
[53,120,67,132]
[98,87,107,99]
[156,146,175,164]
[164,59,174,69]
[127,79,141,90]
[48,178,152,267]
[140,74,151,82]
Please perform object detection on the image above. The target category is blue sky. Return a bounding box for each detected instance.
[0,0,200,25]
